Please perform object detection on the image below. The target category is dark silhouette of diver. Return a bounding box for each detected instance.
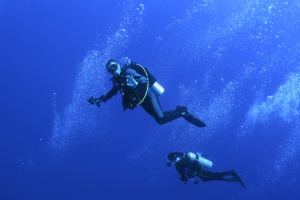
[167,152,246,189]
[88,59,206,127]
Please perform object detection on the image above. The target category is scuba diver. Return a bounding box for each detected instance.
[167,152,246,189]
[87,59,206,127]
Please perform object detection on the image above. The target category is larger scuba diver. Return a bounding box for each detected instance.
[88,59,206,127]
[167,152,246,189]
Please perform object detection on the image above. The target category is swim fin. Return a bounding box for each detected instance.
[184,113,207,128]
[230,170,246,189]
[226,177,239,182]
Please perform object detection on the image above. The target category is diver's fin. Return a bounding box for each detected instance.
[184,113,207,128]
[226,177,239,182]
[230,170,246,189]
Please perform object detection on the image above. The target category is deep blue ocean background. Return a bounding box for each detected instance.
[1,0,300,199]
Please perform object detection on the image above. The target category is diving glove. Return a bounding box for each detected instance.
[87,95,106,107]
[139,77,147,83]
[126,75,138,89]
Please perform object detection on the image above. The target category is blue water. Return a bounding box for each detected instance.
[1,0,300,199]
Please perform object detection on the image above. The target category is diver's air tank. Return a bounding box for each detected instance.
[134,63,164,96]
[187,152,213,169]
[151,81,164,96]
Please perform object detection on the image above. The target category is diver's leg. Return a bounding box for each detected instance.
[141,89,183,125]
[158,110,183,124]
[200,170,246,188]
[199,170,232,182]
[146,89,164,118]
[140,90,163,119]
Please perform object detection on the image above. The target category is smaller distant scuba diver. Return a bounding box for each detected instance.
[167,152,246,189]
[87,59,206,128]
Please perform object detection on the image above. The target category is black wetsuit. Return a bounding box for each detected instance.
[171,153,246,188]
[103,64,183,124]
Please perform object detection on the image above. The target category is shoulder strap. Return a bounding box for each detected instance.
[128,61,157,86]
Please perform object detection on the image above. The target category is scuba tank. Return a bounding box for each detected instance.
[187,152,213,169]
[151,81,164,96]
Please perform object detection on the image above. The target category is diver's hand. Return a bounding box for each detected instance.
[94,95,108,107]
[126,75,138,89]
[87,97,96,105]
[94,98,101,107]
[139,77,147,83]
[87,96,103,107]
[87,96,101,107]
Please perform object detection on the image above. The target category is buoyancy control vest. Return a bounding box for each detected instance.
[115,62,150,110]
[113,61,165,110]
